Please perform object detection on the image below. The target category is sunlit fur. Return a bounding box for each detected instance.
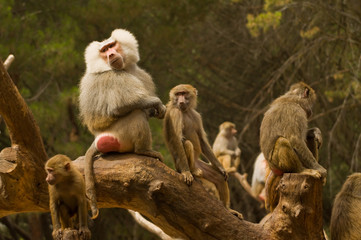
[212,121,240,158]
[79,29,160,135]
[84,29,139,74]
[45,155,90,239]
[260,81,326,211]
[260,81,316,166]
[164,84,230,207]
[212,121,241,173]
[168,84,198,111]
[79,28,165,219]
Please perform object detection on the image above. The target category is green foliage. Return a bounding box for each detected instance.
[246,11,282,37]
[264,0,292,11]
[300,26,320,39]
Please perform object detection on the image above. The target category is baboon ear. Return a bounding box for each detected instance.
[65,163,71,171]
[303,87,310,98]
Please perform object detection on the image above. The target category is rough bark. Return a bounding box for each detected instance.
[0,57,49,217]
[261,173,326,240]
[0,58,326,240]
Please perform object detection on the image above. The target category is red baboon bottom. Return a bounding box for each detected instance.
[95,134,121,153]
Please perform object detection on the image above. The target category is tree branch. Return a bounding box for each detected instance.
[0,58,326,240]
[0,58,47,163]
[72,154,267,240]
[0,58,48,216]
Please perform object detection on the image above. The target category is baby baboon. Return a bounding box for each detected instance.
[45,155,91,240]
[330,173,361,240]
[79,29,165,218]
[260,82,326,211]
[164,84,230,207]
[212,121,241,173]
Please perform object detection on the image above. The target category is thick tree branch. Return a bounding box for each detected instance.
[0,59,326,240]
[72,154,267,240]
[0,59,48,216]
[0,58,47,163]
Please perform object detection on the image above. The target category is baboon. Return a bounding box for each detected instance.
[260,82,326,211]
[79,28,166,218]
[45,155,91,240]
[251,152,267,202]
[163,84,230,207]
[212,121,241,173]
[330,173,361,240]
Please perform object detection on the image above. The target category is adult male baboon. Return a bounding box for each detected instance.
[163,84,230,207]
[79,28,166,218]
[260,82,326,211]
[212,121,241,173]
[330,173,361,240]
[45,155,91,240]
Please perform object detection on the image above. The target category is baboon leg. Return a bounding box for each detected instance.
[59,204,72,228]
[196,160,230,208]
[233,156,241,170]
[134,127,163,161]
[183,140,202,177]
[271,137,303,173]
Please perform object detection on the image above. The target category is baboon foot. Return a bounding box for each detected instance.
[301,168,322,179]
[191,168,203,177]
[181,171,194,186]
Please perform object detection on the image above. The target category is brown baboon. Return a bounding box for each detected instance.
[45,155,91,240]
[79,28,166,218]
[330,173,361,240]
[260,82,326,211]
[212,121,241,173]
[163,84,230,207]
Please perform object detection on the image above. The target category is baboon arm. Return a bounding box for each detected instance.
[114,96,163,117]
[168,109,190,172]
[218,148,237,156]
[49,198,61,230]
[289,136,317,168]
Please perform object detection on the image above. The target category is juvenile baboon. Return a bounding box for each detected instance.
[45,155,91,240]
[330,173,361,240]
[212,121,241,173]
[260,82,326,211]
[79,28,166,218]
[164,84,230,207]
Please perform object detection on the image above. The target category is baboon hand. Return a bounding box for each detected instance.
[308,127,323,148]
[235,148,241,157]
[155,104,166,119]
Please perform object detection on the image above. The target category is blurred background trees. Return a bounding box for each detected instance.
[0,0,360,239]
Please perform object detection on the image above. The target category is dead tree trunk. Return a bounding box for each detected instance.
[261,173,326,240]
[0,58,326,239]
